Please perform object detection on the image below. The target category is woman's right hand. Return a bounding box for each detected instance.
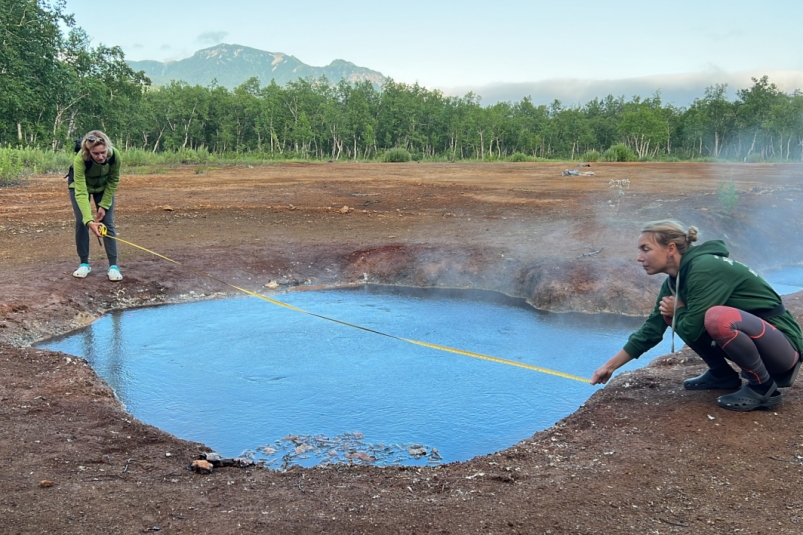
[590,349,633,386]
[590,365,614,385]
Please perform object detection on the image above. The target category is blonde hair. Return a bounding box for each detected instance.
[640,220,699,255]
[80,130,113,162]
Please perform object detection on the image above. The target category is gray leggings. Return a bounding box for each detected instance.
[69,188,118,267]
[685,306,798,385]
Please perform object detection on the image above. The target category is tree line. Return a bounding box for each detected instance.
[3,0,803,162]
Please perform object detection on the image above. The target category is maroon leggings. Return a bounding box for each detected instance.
[681,306,799,384]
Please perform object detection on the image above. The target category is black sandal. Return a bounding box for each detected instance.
[683,369,741,390]
[717,382,782,412]
[773,359,802,388]
[740,358,801,388]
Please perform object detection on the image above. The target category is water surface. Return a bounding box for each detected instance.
[763,266,803,296]
[38,286,679,467]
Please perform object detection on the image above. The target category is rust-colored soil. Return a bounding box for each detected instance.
[3,161,803,534]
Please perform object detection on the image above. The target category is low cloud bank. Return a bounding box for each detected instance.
[439,70,803,107]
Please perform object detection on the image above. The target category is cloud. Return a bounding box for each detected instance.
[197,31,229,45]
[707,28,747,42]
[438,70,803,108]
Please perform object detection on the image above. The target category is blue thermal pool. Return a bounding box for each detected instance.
[37,265,801,468]
[763,266,803,296]
[38,285,679,468]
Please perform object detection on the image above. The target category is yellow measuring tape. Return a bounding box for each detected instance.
[97,225,589,383]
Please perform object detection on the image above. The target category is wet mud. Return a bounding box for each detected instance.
[3,161,803,533]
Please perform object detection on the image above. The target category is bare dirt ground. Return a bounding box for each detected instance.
[2,161,803,534]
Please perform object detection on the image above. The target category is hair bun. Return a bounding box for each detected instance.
[686,226,699,243]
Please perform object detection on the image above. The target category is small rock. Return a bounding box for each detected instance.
[295,443,314,455]
[201,452,224,463]
[163,205,173,211]
[408,445,427,458]
[39,480,53,488]
[264,280,279,289]
[339,206,350,214]
[345,451,376,463]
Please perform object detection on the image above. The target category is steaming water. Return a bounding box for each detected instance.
[38,286,680,467]
[39,270,801,467]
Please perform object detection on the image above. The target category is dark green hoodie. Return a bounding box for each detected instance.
[624,240,803,359]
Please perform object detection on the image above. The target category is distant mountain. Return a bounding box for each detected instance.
[127,44,387,89]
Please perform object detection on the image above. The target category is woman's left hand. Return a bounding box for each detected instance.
[95,207,106,222]
[87,221,103,238]
[659,296,685,316]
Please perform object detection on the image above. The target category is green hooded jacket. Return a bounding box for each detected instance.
[623,240,803,359]
[68,147,121,225]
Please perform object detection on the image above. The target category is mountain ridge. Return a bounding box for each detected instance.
[127,43,387,89]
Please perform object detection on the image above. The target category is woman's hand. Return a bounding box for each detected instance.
[590,365,615,385]
[95,207,106,222]
[87,221,103,238]
[659,296,684,316]
[590,349,634,385]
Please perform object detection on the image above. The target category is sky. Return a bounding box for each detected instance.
[64,0,803,105]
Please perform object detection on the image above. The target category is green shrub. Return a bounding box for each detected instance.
[21,147,69,172]
[121,148,155,167]
[508,152,532,162]
[165,148,209,165]
[0,149,23,185]
[580,150,601,162]
[421,154,453,163]
[717,180,739,213]
[382,148,412,162]
[602,143,638,162]
[0,148,72,184]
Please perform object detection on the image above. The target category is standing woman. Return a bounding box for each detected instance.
[591,220,803,411]
[68,130,123,281]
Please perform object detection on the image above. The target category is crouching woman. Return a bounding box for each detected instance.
[591,220,802,411]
